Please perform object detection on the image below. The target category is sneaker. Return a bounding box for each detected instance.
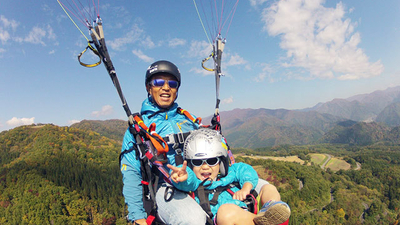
[253,200,291,225]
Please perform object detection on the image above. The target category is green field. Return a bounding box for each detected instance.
[310,153,327,166]
[243,153,351,171]
[326,157,351,171]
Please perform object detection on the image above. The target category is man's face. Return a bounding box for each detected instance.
[146,73,178,108]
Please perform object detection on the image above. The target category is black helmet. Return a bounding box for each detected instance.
[145,60,181,88]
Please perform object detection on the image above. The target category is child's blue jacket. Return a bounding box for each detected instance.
[173,162,259,218]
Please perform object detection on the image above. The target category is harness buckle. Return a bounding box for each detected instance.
[173,132,186,149]
[176,132,185,144]
[165,132,186,149]
[165,133,175,145]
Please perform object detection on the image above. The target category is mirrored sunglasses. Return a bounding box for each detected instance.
[150,79,179,89]
[190,157,220,167]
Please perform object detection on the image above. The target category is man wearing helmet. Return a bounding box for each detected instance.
[120,60,205,225]
[168,129,291,225]
[120,60,286,225]
[145,61,180,109]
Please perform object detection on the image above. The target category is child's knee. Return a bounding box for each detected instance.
[259,184,281,203]
[261,183,278,193]
[216,204,236,221]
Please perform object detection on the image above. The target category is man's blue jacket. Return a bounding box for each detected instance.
[120,97,199,221]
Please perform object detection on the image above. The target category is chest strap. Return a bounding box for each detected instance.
[160,106,200,149]
[163,131,193,165]
[163,132,192,148]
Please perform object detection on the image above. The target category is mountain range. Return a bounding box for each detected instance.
[207,86,400,148]
[303,86,400,122]
[42,85,400,149]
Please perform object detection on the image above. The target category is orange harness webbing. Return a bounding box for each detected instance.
[133,114,169,156]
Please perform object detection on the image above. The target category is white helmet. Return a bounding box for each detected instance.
[183,128,230,176]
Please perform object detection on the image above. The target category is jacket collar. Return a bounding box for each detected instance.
[141,97,178,116]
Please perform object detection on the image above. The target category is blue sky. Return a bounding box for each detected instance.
[1,0,400,132]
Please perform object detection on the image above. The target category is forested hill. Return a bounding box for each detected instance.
[320,121,400,145]
[1,124,400,224]
[70,119,128,142]
[0,124,125,224]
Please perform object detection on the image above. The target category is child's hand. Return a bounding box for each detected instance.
[167,160,188,183]
[232,182,253,201]
[232,189,251,201]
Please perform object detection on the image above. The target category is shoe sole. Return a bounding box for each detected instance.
[253,203,290,225]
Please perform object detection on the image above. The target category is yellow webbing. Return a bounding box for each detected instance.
[202,52,215,72]
[78,42,101,68]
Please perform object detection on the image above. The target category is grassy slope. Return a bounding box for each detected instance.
[242,153,351,172]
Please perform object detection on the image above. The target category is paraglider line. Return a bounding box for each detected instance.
[214,0,220,36]
[193,0,212,46]
[218,0,225,35]
[57,0,90,41]
[70,0,89,25]
[95,0,100,17]
[223,0,239,37]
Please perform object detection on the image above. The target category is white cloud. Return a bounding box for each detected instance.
[0,15,18,44]
[187,40,213,58]
[132,49,154,63]
[68,120,81,125]
[140,36,156,49]
[254,63,274,82]
[169,38,186,47]
[49,50,55,55]
[109,24,155,50]
[42,4,54,16]
[91,105,114,117]
[249,0,269,7]
[14,25,56,46]
[262,0,384,80]
[0,15,19,31]
[0,48,5,53]
[1,16,56,46]
[46,25,56,40]
[222,96,234,104]
[0,27,10,44]
[254,73,267,82]
[23,26,47,45]
[109,24,143,50]
[6,117,35,126]
[225,53,247,67]
[189,67,214,76]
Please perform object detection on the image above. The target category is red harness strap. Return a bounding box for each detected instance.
[146,214,156,225]
[133,114,169,156]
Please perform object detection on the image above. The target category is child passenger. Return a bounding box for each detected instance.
[167,129,291,225]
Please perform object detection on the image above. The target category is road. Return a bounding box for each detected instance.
[355,162,361,170]
[320,154,332,169]
[298,179,303,191]
[360,202,369,223]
